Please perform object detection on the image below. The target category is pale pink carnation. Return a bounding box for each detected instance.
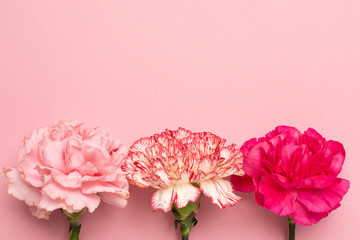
[122,128,244,212]
[4,120,129,219]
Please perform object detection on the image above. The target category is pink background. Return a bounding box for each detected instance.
[1,1,359,239]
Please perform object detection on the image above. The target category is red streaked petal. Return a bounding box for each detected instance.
[151,186,175,212]
[173,183,201,209]
[130,137,155,153]
[200,178,241,208]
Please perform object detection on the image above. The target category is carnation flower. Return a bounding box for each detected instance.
[123,128,244,239]
[231,126,350,239]
[4,120,129,240]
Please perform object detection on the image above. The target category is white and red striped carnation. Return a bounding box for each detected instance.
[122,128,244,212]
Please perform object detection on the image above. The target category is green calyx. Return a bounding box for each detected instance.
[172,194,201,240]
[61,208,87,240]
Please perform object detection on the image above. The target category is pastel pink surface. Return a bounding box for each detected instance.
[0,1,359,240]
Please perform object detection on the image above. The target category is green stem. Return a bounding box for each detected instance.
[182,233,189,240]
[172,195,201,240]
[288,217,295,240]
[61,209,86,240]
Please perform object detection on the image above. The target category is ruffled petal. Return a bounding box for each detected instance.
[297,175,336,189]
[290,201,329,226]
[297,178,350,213]
[42,140,67,172]
[29,206,51,219]
[257,174,297,216]
[41,180,100,212]
[18,151,45,187]
[244,141,271,177]
[230,174,255,193]
[100,192,129,208]
[173,183,201,209]
[324,140,346,176]
[52,170,82,188]
[151,186,175,212]
[4,168,42,207]
[240,138,258,156]
[200,178,240,208]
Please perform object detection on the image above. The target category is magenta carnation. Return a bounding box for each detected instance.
[231,126,350,226]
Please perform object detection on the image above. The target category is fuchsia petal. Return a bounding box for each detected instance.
[240,138,258,156]
[324,140,346,176]
[297,175,336,189]
[266,126,302,141]
[243,141,271,176]
[238,125,349,225]
[230,174,255,193]
[289,201,329,226]
[200,178,241,208]
[297,178,350,213]
[257,175,297,216]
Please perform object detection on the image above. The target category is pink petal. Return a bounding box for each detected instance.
[173,183,201,209]
[257,174,297,216]
[39,192,75,213]
[52,170,82,188]
[200,178,241,209]
[4,167,42,207]
[42,180,100,212]
[297,178,350,213]
[65,143,85,171]
[81,181,115,194]
[100,192,129,208]
[289,201,329,226]
[18,151,44,187]
[151,186,175,212]
[29,206,51,220]
[42,140,67,172]
[230,174,255,193]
